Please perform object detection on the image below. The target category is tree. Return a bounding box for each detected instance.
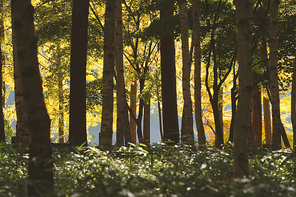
[263,96,272,148]
[100,0,117,149]
[130,81,137,143]
[11,0,53,194]
[144,99,150,148]
[192,0,206,145]
[234,0,253,178]
[203,0,236,148]
[69,0,89,146]
[115,0,131,146]
[0,1,4,143]
[292,56,296,149]
[269,0,281,151]
[178,0,194,143]
[160,0,179,144]
[0,41,4,143]
[252,84,262,148]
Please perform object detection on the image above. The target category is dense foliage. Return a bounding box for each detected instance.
[1,143,296,196]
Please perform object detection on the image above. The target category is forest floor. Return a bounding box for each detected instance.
[1,142,296,196]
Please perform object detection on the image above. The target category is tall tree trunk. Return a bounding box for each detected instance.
[58,69,64,144]
[280,121,290,148]
[157,101,164,141]
[11,0,53,195]
[263,97,272,148]
[12,7,31,152]
[218,88,223,135]
[69,0,89,146]
[160,0,179,144]
[100,0,116,149]
[252,84,262,148]
[0,1,4,143]
[192,0,206,145]
[136,78,144,143]
[234,0,252,178]
[292,56,296,149]
[228,66,238,143]
[179,0,194,144]
[130,81,137,144]
[144,99,150,148]
[269,0,281,151]
[0,40,3,142]
[211,94,223,148]
[115,0,131,146]
[56,44,64,144]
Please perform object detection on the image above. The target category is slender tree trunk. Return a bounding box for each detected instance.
[218,88,223,134]
[234,0,252,178]
[69,0,89,146]
[12,0,53,195]
[228,66,238,143]
[157,101,164,141]
[178,0,194,144]
[56,44,64,144]
[0,1,4,110]
[280,121,290,148]
[192,0,206,145]
[252,84,262,148]
[269,0,281,151]
[130,81,137,144]
[100,0,116,149]
[144,99,150,148]
[211,94,223,148]
[0,1,4,143]
[292,56,296,149]
[0,41,4,142]
[115,0,131,146]
[160,1,179,144]
[58,70,64,144]
[136,78,144,143]
[263,96,272,148]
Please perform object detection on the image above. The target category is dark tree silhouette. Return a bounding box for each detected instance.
[69,0,89,146]
[12,0,53,194]
[160,0,179,144]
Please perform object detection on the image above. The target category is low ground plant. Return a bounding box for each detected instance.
[1,142,296,196]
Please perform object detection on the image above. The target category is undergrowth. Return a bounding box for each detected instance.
[1,142,296,196]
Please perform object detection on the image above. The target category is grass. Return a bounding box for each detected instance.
[1,142,296,196]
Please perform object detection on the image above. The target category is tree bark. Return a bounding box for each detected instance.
[192,0,206,145]
[263,96,272,148]
[115,0,131,146]
[144,99,150,148]
[11,0,53,194]
[12,4,31,152]
[292,56,296,149]
[160,0,179,144]
[58,68,64,144]
[130,81,137,144]
[100,0,116,149]
[228,65,238,143]
[69,0,89,146]
[0,39,4,143]
[269,0,281,151]
[218,88,223,136]
[178,0,194,144]
[234,0,252,178]
[252,84,262,148]
[157,101,164,141]
[0,1,4,143]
